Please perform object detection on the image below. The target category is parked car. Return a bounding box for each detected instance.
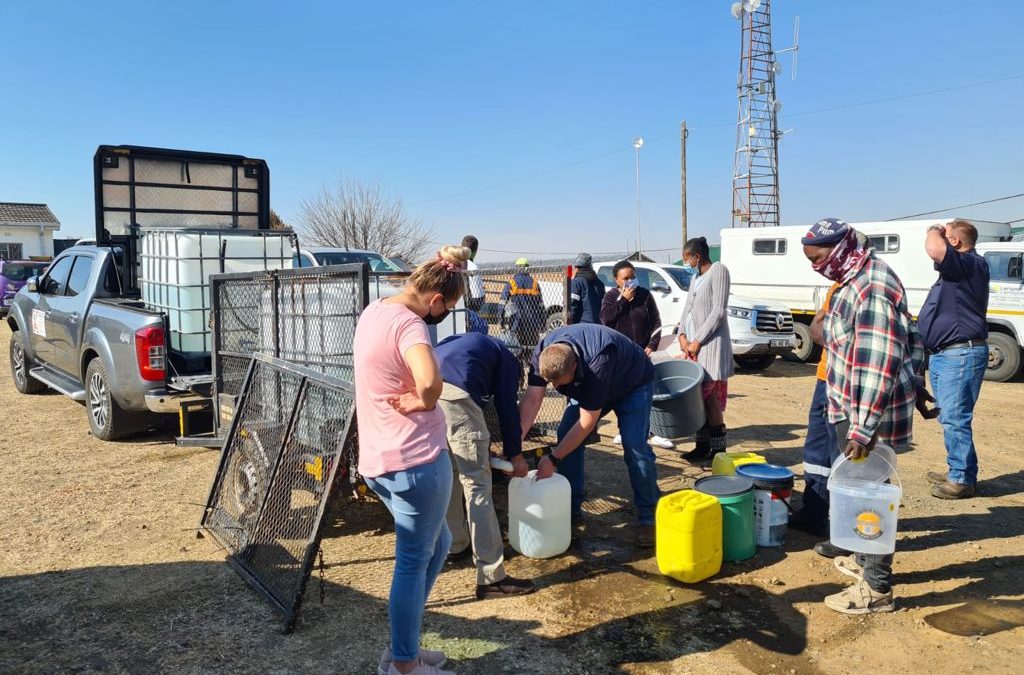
[293,247,404,273]
[1,260,50,316]
[294,245,467,341]
[593,260,796,370]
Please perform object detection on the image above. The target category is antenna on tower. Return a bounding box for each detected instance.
[730,0,796,229]
[777,15,800,80]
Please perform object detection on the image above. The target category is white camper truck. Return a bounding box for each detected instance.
[720,219,1024,381]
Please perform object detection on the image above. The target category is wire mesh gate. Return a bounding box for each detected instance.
[200,353,356,632]
[211,263,371,405]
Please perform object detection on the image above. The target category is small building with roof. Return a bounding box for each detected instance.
[0,202,61,260]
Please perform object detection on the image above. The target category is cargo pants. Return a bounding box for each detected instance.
[438,383,507,586]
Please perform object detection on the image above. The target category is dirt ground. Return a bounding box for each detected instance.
[1,322,1022,675]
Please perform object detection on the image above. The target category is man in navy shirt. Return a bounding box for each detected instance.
[435,333,535,599]
[569,252,607,324]
[918,220,990,499]
[518,323,660,547]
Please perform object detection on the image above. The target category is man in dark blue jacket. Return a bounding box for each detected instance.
[435,333,535,599]
[518,323,660,548]
[570,252,606,324]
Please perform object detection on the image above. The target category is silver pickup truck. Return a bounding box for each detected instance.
[7,245,196,440]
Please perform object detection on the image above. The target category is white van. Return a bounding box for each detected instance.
[720,219,1023,381]
[593,260,797,370]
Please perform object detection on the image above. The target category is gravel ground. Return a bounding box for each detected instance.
[1,322,1022,674]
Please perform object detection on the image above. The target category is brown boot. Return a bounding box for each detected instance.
[931,481,976,500]
[926,470,947,485]
[636,524,656,548]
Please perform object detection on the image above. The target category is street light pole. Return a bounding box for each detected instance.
[633,136,644,255]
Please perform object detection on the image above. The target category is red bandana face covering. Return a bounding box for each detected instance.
[812,229,870,283]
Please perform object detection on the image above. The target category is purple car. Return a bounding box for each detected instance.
[0,260,50,315]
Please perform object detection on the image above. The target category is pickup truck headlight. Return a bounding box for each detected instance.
[727,306,751,320]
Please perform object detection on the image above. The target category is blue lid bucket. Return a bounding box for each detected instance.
[736,463,795,490]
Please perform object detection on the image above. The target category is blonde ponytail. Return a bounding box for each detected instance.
[409,245,471,301]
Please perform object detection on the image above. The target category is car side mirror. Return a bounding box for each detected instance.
[651,280,671,294]
[26,276,38,293]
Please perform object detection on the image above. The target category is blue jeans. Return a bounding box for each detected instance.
[928,345,988,485]
[364,452,453,662]
[556,382,661,525]
[801,379,841,526]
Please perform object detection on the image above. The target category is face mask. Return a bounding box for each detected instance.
[423,300,452,326]
[624,278,639,290]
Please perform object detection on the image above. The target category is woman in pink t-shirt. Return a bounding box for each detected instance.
[354,245,470,675]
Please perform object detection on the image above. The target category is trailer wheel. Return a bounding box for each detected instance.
[783,321,821,363]
[10,331,45,394]
[985,332,1021,383]
[86,359,144,440]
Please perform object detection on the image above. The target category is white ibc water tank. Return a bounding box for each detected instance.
[140,229,293,353]
[259,282,361,379]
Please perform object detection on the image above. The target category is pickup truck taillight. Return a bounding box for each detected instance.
[135,327,166,381]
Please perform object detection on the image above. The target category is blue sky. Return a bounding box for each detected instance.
[2,1,1022,262]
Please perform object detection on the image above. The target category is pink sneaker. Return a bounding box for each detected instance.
[378,648,448,675]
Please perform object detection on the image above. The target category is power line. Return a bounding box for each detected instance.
[411,73,1024,205]
[441,191,1024,259]
[886,192,1024,221]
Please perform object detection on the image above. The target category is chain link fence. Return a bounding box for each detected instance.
[200,354,356,632]
[460,265,570,449]
[210,263,571,467]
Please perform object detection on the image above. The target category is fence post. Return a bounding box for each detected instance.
[564,265,573,325]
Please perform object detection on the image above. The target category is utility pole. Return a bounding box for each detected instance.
[680,120,688,256]
[632,136,644,254]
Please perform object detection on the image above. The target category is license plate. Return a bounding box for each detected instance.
[770,339,790,348]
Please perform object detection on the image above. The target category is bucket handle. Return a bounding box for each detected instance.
[828,452,902,490]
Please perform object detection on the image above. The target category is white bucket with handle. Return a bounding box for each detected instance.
[827,444,901,555]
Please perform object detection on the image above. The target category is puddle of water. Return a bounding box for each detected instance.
[925,600,1024,637]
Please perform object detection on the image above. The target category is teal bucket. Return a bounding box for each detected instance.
[695,475,756,562]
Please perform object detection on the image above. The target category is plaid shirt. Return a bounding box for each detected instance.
[824,254,923,450]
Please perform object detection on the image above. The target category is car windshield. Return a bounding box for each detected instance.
[664,267,693,291]
[1,263,48,281]
[312,251,401,273]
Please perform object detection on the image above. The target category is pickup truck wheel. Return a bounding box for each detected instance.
[85,359,141,440]
[734,354,777,371]
[10,331,45,394]
[783,321,821,363]
[985,332,1021,383]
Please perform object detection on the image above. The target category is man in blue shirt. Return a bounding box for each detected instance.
[434,333,535,600]
[570,252,606,324]
[518,323,660,548]
[918,220,990,499]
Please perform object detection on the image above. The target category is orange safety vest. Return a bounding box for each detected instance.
[508,277,540,296]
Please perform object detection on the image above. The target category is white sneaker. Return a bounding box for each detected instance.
[834,554,864,581]
[613,434,622,445]
[379,648,448,675]
[824,580,895,615]
[649,435,675,449]
[387,661,455,675]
